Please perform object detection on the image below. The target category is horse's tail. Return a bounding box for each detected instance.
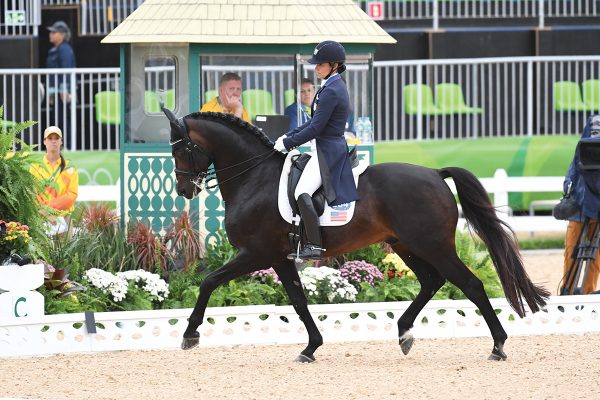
[438,167,550,318]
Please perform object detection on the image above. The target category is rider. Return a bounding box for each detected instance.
[273,40,359,261]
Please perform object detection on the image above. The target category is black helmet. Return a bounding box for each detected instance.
[308,41,346,73]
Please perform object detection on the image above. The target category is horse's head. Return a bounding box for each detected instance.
[163,107,213,199]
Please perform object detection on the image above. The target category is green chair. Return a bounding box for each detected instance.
[435,83,483,115]
[242,89,275,121]
[582,79,600,111]
[403,84,442,116]
[284,89,295,108]
[164,89,176,110]
[553,81,589,111]
[204,90,218,103]
[94,91,120,124]
[144,91,161,113]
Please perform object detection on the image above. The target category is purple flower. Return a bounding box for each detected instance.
[251,267,281,284]
[339,260,384,288]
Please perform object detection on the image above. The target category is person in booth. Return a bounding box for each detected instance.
[285,78,315,130]
[273,40,359,262]
[200,72,251,123]
[555,115,600,294]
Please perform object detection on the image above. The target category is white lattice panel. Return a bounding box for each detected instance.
[1,296,599,357]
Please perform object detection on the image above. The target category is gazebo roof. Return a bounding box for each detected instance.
[101,0,396,45]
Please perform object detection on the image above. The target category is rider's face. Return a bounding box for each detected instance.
[315,63,335,80]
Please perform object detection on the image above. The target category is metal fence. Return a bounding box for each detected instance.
[2,55,600,150]
[355,0,600,29]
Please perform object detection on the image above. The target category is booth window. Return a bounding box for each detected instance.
[144,56,177,113]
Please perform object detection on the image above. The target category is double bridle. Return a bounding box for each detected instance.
[167,112,277,193]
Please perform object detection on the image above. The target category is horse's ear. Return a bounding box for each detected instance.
[162,106,187,140]
[162,105,178,124]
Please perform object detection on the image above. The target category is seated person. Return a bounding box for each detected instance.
[285,78,314,130]
[30,126,79,234]
[200,72,251,123]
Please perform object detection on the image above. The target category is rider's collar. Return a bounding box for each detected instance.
[321,73,340,87]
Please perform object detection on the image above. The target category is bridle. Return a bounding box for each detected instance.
[163,107,277,193]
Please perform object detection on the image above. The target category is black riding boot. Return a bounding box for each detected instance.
[288,193,324,261]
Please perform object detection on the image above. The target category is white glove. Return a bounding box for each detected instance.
[274,135,287,153]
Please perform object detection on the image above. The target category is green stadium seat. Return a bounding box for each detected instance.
[242,89,276,121]
[146,89,176,112]
[435,83,483,115]
[403,84,442,116]
[553,81,589,111]
[94,91,120,124]
[284,89,295,108]
[582,79,600,111]
[204,90,218,103]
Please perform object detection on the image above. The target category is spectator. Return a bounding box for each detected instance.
[285,78,314,130]
[46,21,76,137]
[558,115,600,294]
[200,73,251,123]
[30,126,79,234]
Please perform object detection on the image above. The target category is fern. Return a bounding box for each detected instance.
[0,105,48,253]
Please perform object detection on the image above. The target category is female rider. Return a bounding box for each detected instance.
[274,40,359,261]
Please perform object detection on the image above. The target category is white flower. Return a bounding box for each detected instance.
[299,267,357,303]
[118,269,169,302]
[84,268,128,302]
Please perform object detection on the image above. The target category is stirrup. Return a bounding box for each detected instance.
[296,244,325,261]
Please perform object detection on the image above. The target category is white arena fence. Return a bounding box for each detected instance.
[0,295,598,358]
[2,55,600,150]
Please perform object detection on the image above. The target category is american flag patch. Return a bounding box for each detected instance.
[330,210,348,222]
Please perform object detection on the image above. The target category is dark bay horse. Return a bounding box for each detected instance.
[164,109,549,362]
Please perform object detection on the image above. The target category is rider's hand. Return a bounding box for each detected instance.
[274,135,287,153]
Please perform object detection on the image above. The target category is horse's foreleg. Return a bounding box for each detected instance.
[395,252,446,356]
[182,251,257,350]
[273,263,323,363]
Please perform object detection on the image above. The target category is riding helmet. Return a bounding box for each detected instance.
[308,40,346,73]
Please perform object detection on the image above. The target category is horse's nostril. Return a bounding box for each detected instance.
[177,189,185,196]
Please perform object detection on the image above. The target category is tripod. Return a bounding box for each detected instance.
[561,217,600,295]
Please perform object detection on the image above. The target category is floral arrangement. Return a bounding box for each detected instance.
[0,220,32,262]
[84,268,169,303]
[251,267,280,284]
[299,266,358,304]
[84,268,128,302]
[339,260,384,289]
[118,269,170,302]
[381,253,415,279]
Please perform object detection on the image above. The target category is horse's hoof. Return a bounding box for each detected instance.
[399,332,414,355]
[181,332,200,350]
[294,353,315,363]
[488,344,507,361]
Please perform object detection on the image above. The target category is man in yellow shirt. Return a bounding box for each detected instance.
[30,126,79,219]
[200,73,251,123]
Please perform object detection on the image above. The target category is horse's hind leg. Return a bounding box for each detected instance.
[273,263,323,363]
[431,253,509,360]
[182,251,260,350]
[393,249,446,356]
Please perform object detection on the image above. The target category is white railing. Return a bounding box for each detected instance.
[80,0,144,36]
[1,295,598,357]
[450,169,567,233]
[355,0,599,28]
[2,56,600,149]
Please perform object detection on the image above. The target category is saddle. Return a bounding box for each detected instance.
[287,146,359,216]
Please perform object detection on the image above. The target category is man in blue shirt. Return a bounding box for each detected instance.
[46,21,76,139]
[285,78,314,130]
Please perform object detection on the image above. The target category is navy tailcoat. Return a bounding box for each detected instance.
[282,74,359,206]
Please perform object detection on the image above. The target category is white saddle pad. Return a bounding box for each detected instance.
[278,149,369,226]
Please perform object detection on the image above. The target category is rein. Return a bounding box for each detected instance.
[203,149,277,190]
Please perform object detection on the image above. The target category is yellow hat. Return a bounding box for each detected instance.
[44,126,63,139]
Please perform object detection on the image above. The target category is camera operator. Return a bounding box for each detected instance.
[555,115,600,294]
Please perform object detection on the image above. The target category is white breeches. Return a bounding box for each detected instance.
[295,155,322,200]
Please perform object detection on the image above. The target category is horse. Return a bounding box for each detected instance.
[163,108,549,362]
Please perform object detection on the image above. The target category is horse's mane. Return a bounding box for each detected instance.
[186,112,274,148]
